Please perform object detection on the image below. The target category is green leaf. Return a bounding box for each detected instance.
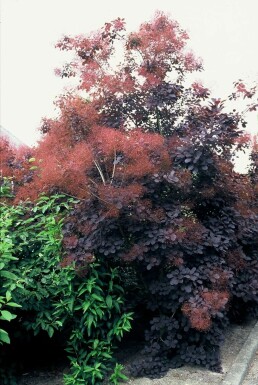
[101,352,112,359]
[87,314,94,336]
[113,301,120,312]
[109,280,113,291]
[78,285,88,296]
[95,371,103,380]
[55,320,63,328]
[90,308,97,316]
[0,329,10,344]
[6,291,12,302]
[68,298,74,312]
[0,270,17,280]
[91,293,103,302]
[117,372,128,380]
[106,295,113,308]
[6,302,22,308]
[83,366,94,373]
[95,307,104,318]
[48,326,55,338]
[82,301,91,313]
[0,310,16,322]
[93,339,99,349]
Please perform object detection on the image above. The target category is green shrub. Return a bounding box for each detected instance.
[0,205,22,345]
[0,195,132,384]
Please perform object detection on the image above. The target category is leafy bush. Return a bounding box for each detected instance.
[0,206,21,345]
[1,12,257,380]
[0,195,132,384]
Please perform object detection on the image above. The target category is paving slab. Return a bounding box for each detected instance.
[222,320,258,385]
[241,351,258,385]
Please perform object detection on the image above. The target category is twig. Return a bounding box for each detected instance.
[111,150,117,183]
[93,160,106,185]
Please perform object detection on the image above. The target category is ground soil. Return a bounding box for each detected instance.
[16,320,256,385]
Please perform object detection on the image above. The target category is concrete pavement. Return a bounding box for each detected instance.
[126,320,258,385]
[221,320,258,385]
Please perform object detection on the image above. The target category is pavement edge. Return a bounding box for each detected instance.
[221,320,258,385]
